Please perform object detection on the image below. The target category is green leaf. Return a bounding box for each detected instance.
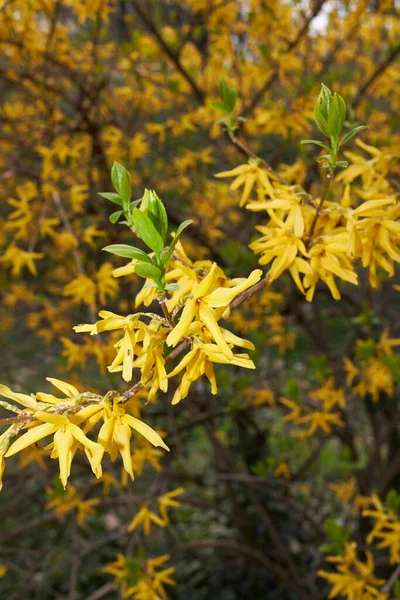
[314,104,330,137]
[132,208,164,255]
[219,77,230,106]
[219,77,237,112]
[134,263,162,282]
[148,190,168,243]
[102,244,152,263]
[320,83,333,119]
[98,192,123,206]
[163,219,193,265]
[324,518,350,544]
[301,139,330,149]
[111,162,131,210]
[165,283,179,291]
[109,210,123,224]
[314,83,332,137]
[335,160,349,168]
[212,101,231,115]
[328,92,346,140]
[339,125,367,147]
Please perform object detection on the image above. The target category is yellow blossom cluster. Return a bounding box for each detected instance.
[217,138,399,300]
[0,378,168,490]
[344,330,400,402]
[318,542,388,600]
[363,496,400,565]
[103,553,175,600]
[280,379,345,438]
[75,239,261,404]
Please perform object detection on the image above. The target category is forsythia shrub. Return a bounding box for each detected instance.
[0,2,400,599]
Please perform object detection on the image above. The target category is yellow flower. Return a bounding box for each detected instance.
[318,542,387,600]
[63,274,97,308]
[0,564,8,578]
[215,160,277,206]
[157,487,184,523]
[166,263,262,359]
[363,495,400,565]
[0,244,44,276]
[98,399,169,481]
[249,227,310,290]
[247,191,305,237]
[6,411,104,488]
[127,505,166,535]
[168,337,255,405]
[273,462,290,480]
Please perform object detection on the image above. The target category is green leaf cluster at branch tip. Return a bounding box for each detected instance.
[301,84,367,170]
[100,163,192,294]
[213,77,245,134]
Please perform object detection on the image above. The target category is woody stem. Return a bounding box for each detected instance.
[158,296,175,328]
[305,168,334,249]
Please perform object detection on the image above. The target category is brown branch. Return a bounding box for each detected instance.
[352,42,400,109]
[176,539,283,574]
[130,1,205,104]
[226,132,287,184]
[304,168,334,249]
[242,0,326,119]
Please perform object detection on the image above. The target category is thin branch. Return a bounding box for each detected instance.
[242,0,326,119]
[304,169,334,249]
[352,42,400,109]
[130,1,205,104]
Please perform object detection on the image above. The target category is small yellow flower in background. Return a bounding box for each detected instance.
[19,445,48,471]
[63,274,97,309]
[91,471,120,496]
[103,553,175,599]
[215,159,277,206]
[157,487,184,524]
[273,462,290,480]
[318,542,388,600]
[0,564,7,579]
[280,379,345,438]
[127,506,166,536]
[363,495,400,565]
[46,484,101,525]
[82,225,107,249]
[329,478,357,506]
[0,244,44,276]
[245,388,275,408]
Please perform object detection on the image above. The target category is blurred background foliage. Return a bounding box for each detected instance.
[0,0,399,598]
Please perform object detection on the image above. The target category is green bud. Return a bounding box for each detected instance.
[111,162,131,211]
[147,190,168,243]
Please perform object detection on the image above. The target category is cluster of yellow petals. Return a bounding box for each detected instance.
[280,379,345,438]
[363,496,400,565]
[217,139,399,301]
[344,330,400,402]
[0,378,168,489]
[318,542,388,600]
[103,553,175,600]
[75,241,261,404]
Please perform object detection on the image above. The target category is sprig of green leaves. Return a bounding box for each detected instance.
[301,84,367,170]
[213,77,245,134]
[100,163,192,294]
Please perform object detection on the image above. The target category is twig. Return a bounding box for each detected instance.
[352,42,400,109]
[131,1,205,104]
[304,169,334,249]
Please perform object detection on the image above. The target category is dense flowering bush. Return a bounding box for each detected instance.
[0,1,400,599]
